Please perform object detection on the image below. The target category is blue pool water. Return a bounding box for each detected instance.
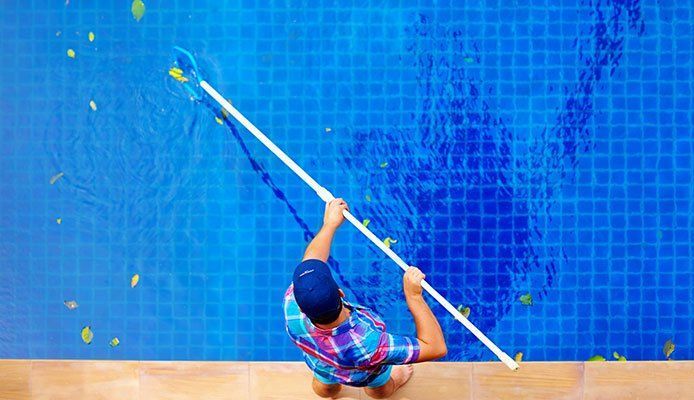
[0,1,692,362]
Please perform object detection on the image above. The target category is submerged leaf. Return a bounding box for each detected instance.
[81,326,93,344]
[131,0,146,22]
[365,194,372,202]
[663,339,675,359]
[463,57,474,63]
[456,305,470,318]
[587,355,606,362]
[67,48,75,58]
[379,162,388,168]
[56,217,62,225]
[50,172,64,185]
[109,337,120,348]
[131,274,140,288]
[63,300,78,310]
[612,351,627,361]
[88,31,95,42]
[325,127,332,133]
[519,293,533,306]
[383,237,397,248]
[215,117,223,125]
[514,352,523,362]
[362,219,371,228]
[89,100,97,111]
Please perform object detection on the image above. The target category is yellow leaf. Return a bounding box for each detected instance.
[67,49,75,58]
[88,31,95,42]
[81,326,93,344]
[56,218,62,225]
[63,300,78,310]
[514,352,523,362]
[362,219,370,228]
[663,339,675,359]
[131,274,140,288]
[50,172,64,185]
[215,117,223,125]
[383,237,397,248]
[109,337,120,347]
[131,0,146,22]
[89,100,97,111]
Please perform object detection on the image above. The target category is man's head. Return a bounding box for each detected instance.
[293,259,343,325]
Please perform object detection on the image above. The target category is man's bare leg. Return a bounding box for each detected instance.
[363,365,414,399]
[312,377,342,398]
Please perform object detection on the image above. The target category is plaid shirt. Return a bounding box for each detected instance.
[283,284,420,387]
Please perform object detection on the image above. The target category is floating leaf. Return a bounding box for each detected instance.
[456,305,470,318]
[56,217,62,225]
[215,117,223,125]
[379,162,388,168]
[63,300,78,310]
[612,351,627,362]
[463,57,474,63]
[130,274,140,288]
[663,339,675,359]
[514,352,523,363]
[168,68,189,83]
[50,172,64,185]
[587,355,606,362]
[519,293,533,306]
[365,194,372,202]
[325,127,332,133]
[89,100,97,111]
[67,48,75,58]
[383,237,397,248]
[131,0,146,22]
[109,337,120,348]
[88,31,95,42]
[362,219,371,228]
[81,326,93,344]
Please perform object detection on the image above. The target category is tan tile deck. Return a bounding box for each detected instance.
[0,360,691,400]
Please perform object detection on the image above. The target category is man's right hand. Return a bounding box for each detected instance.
[403,267,425,297]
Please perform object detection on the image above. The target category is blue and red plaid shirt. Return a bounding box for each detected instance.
[283,284,420,387]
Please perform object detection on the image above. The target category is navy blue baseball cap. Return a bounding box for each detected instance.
[292,259,342,324]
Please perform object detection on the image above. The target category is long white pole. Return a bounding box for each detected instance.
[200,80,519,371]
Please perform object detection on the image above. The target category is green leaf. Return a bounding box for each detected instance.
[612,351,627,361]
[519,293,533,306]
[67,49,75,59]
[379,162,388,168]
[456,305,470,318]
[663,339,675,359]
[88,31,95,42]
[587,355,606,362]
[514,352,523,363]
[362,219,370,228]
[364,194,372,202]
[131,0,146,22]
[109,337,120,348]
[81,326,93,344]
[383,237,397,248]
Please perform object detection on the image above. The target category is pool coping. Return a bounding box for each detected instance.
[1,359,692,399]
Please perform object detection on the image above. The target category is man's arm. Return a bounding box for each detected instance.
[403,267,447,362]
[302,198,349,262]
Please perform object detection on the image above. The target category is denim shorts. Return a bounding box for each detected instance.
[313,365,393,388]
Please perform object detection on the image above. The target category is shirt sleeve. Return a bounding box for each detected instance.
[372,333,421,365]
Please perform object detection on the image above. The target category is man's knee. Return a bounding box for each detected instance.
[312,377,342,398]
[363,382,393,399]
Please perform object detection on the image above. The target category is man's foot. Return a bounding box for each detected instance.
[390,365,414,392]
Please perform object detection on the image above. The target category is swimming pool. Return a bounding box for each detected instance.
[0,0,691,362]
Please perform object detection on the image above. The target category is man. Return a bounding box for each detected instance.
[283,198,447,399]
